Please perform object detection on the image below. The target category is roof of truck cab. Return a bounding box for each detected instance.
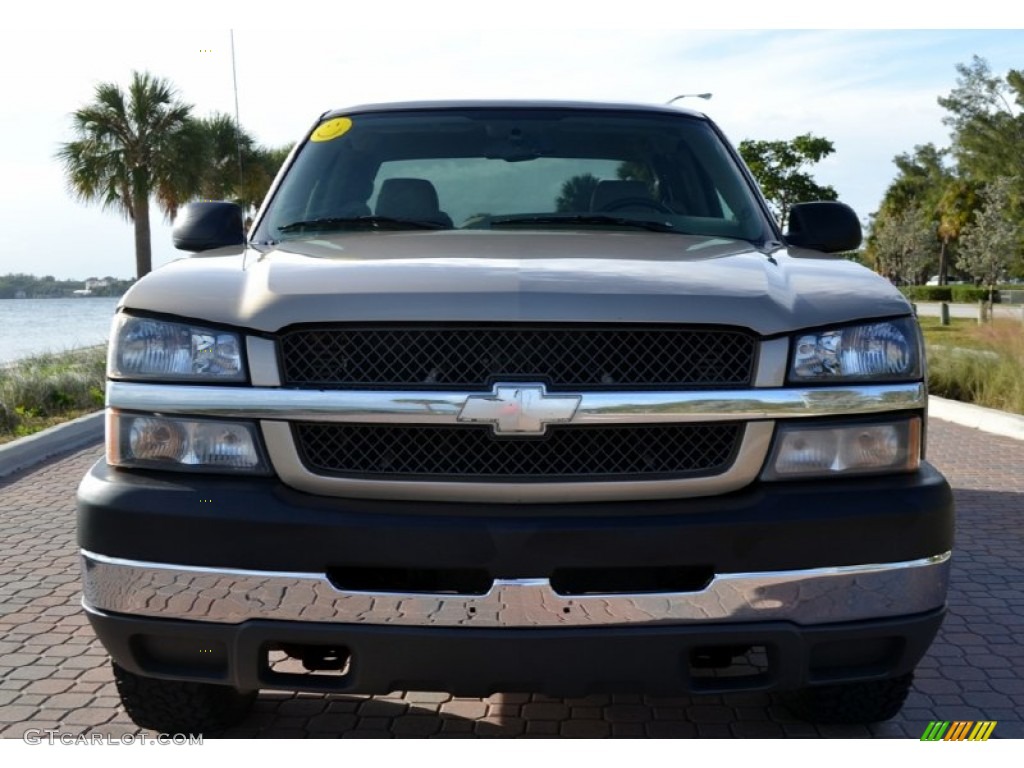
[320,100,706,120]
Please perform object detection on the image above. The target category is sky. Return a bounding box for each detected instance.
[1,6,1022,281]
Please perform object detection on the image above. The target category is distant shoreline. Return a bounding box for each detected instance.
[0,296,120,364]
[0,295,125,300]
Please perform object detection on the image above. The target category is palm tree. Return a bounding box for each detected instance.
[237,143,294,212]
[192,114,293,213]
[936,179,980,284]
[57,71,204,278]
[196,112,254,203]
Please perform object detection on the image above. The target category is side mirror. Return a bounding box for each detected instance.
[785,202,861,253]
[172,202,245,252]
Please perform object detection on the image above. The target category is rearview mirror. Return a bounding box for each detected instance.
[785,202,861,253]
[172,202,245,252]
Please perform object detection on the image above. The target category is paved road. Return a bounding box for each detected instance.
[1,419,1022,739]
[914,301,1023,321]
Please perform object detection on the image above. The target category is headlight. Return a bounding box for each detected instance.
[790,318,921,382]
[109,314,246,382]
[762,418,920,480]
[108,412,269,474]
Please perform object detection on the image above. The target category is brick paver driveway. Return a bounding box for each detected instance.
[2,419,1022,739]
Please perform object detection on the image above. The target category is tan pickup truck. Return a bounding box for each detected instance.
[78,100,953,734]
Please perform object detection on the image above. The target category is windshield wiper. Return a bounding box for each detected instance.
[277,216,447,233]
[487,214,679,233]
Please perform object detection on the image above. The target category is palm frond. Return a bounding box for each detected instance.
[56,70,200,274]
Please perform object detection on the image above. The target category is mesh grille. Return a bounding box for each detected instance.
[293,423,742,480]
[279,326,756,390]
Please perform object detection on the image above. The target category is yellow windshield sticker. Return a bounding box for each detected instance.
[311,117,352,142]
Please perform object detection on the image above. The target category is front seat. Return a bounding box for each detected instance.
[590,180,655,212]
[375,178,453,227]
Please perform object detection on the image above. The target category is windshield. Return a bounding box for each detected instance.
[253,108,772,244]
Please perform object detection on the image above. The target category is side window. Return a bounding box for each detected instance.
[716,192,738,222]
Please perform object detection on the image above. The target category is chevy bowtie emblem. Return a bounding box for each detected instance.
[458,384,582,435]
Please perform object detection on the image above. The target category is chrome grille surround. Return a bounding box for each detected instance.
[261,420,776,503]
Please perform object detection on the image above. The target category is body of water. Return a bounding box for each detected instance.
[0,297,121,364]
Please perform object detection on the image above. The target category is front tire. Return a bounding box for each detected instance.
[783,672,914,724]
[112,662,257,735]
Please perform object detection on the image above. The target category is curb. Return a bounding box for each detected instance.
[928,395,1024,442]
[0,410,104,478]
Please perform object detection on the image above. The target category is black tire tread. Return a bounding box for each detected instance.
[784,672,914,724]
[112,662,257,735]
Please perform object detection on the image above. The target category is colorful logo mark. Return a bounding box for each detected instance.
[311,117,353,142]
[920,721,997,741]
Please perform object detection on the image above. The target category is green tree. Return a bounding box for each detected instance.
[882,144,950,213]
[867,144,971,283]
[938,57,1024,278]
[871,203,939,285]
[556,173,601,212]
[737,133,838,227]
[939,56,1024,190]
[957,176,1022,311]
[936,178,981,284]
[57,71,204,278]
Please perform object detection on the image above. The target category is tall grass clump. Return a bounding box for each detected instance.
[0,346,106,440]
[927,320,1024,415]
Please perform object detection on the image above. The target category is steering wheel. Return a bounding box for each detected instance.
[598,197,674,214]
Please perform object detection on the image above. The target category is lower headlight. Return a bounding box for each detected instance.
[762,418,920,480]
[108,412,270,474]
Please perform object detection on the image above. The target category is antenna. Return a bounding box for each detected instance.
[230,30,244,199]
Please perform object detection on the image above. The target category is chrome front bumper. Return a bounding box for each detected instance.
[81,550,950,629]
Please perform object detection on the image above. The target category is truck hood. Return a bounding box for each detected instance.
[123,230,911,336]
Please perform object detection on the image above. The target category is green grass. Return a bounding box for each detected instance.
[0,346,106,443]
[918,316,994,351]
[922,319,1024,415]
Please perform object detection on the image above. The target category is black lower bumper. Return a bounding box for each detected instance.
[87,606,945,698]
[77,461,954,576]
